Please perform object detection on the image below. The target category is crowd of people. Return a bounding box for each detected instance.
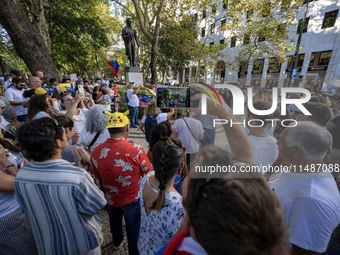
[0,69,340,255]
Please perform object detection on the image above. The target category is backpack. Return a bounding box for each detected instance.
[144,115,158,143]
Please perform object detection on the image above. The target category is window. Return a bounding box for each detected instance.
[243,34,250,45]
[246,10,253,22]
[220,39,225,45]
[253,59,264,71]
[309,52,316,67]
[211,24,215,34]
[212,5,217,14]
[281,0,291,11]
[194,13,198,22]
[261,2,271,17]
[230,36,236,47]
[318,51,332,66]
[287,56,293,69]
[322,10,339,29]
[297,54,305,68]
[258,35,266,42]
[277,23,287,34]
[297,17,309,33]
[210,42,214,46]
[223,0,228,10]
[221,19,226,31]
[202,9,206,19]
[201,27,206,37]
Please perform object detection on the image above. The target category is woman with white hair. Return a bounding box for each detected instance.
[78,105,110,153]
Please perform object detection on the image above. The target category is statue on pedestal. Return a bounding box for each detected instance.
[122,18,140,67]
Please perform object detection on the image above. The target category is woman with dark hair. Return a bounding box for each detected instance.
[54,115,89,168]
[138,137,186,255]
[147,120,172,163]
[27,94,56,120]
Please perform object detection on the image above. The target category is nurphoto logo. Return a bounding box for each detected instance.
[196,84,312,128]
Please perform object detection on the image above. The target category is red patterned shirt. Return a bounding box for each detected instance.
[91,138,152,206]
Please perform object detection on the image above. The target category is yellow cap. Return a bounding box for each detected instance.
[105,110,130,128]
[35,87,47,95]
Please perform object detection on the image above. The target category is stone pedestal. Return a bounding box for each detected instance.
[125,67,143,86]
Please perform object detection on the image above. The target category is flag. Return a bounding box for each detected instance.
[112,60,120,77]
[117,56,124,65]
[107,60,120,77]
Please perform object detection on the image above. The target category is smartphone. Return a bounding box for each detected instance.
[156,87,197,108]
[78,85,85,95]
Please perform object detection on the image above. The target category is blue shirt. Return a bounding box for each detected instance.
[14,159,107,254]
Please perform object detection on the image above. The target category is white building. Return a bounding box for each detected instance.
[183,0,340,91]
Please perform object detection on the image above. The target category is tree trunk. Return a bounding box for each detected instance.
[149,42,158,84]
[0,0,58,80]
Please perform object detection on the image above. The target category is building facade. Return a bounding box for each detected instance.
[183,0,340,91]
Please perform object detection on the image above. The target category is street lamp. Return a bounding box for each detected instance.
[288,0,310,87]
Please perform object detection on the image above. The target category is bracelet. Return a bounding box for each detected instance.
[4,164,15,173]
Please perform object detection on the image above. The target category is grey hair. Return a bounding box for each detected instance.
[285,121,332,161]
[0,100,5,108]
[85,105,108,133]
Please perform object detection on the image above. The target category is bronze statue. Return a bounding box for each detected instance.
[122,18,140,67]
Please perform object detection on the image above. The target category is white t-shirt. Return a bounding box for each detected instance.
[248,135,278,173]
[33,111,50,120]
[73,108,88,133]
[138,171,184,255]
[0,116,9,130]
[141,113,167,124]
[173,117,204,154]
[78,129,110,153]
[269,172,340,253]
[126,88,139,107]
[5,87,28,116]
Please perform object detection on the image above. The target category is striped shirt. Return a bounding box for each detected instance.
[14,159,107,255]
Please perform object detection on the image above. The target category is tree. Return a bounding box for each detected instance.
[0,0,119,79]
[158,15,199,82]
[47,0,120,76]
[0,0,58,79]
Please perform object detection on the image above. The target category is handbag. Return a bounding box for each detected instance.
[84,132,101,153]
[74,132,101,171]
[73,145,91,170]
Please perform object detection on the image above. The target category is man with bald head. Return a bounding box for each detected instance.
[36,71,44,81]
[29,76,42,89]
[270,122,340,255]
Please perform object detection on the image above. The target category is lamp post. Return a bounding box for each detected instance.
[288,0,310,87]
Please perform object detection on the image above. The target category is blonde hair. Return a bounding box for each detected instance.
[144,101,161,116]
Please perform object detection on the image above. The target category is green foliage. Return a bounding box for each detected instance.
[46,0,121,76]
[0,28,29,74]
[158,15,199,76]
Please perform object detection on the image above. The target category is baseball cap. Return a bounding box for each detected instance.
[35,87,54,95]
[104,111,130,128]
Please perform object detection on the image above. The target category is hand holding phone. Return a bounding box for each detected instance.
[78,85,85,95]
